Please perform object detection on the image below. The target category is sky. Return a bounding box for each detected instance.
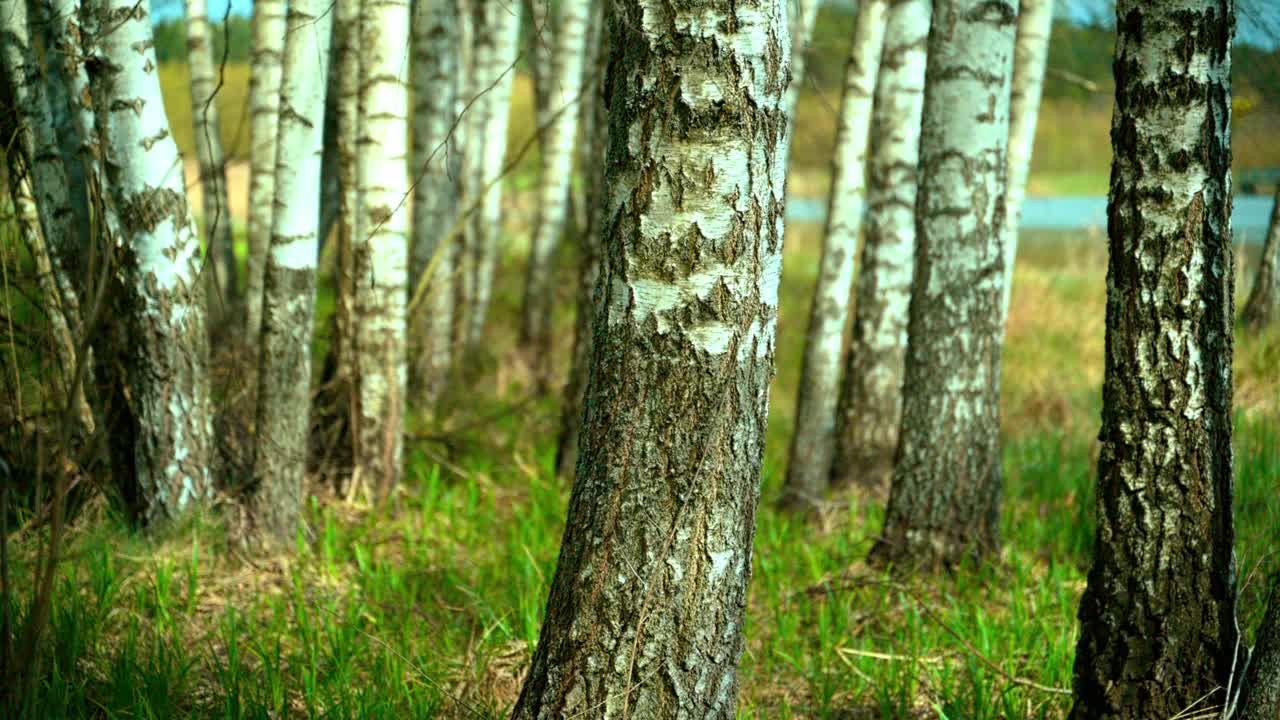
[151,0,1280,49]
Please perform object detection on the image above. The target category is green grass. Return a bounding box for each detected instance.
[4,220,1279,719]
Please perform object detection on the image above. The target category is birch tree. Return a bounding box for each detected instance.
[830,0,931,492]
[251,0,332,541]
[781,0,820,159]
[352,0,411,498]
[95,0,214,523]
[463,1,520,351]
[408,0,460,404]
[868,0,1016,569]
[511,1,788,715]
[243,0,287,342]
[998,0,1053,326]
[1068,1,1239,717]
[526,0,552,131]
[519,0,590,377]
[554,0,607,480]
[328,0,361,414]
[1241,188,1280,330]
[184,0,238,312]
[781,0,887,509]
[1238,574,1280,720]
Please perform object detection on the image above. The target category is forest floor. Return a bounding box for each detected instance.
[5,220,1278,719]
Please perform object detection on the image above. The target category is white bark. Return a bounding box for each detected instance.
[252,0,332,541]
[464,1,520,351]
[243,0,287,342]
[409,0,460,404]
[831,0,931,492]
[353,0,411,497]
[782,0,888,507]
[519,0,590,369]
[96,0,214,523]
[780,0,820,160]
[999,0,1053,326]
[184,0,237,311]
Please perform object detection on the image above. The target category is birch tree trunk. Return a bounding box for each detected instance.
[510,2,788,716]
[998,0,1053,326]
[554,0,607,481]
[95,0,214,523]
[781,0,819,160]
[250,0,332,541]
[243,0,287,342]
[464,2,520,351]
[781,0,887,509]
[1241,188,1280,330]
[1068,1,1239,717]
[408,0,460,406]
[352,0,411,498]
[1238,574,1280,720]
[830,0,931,492]
[184,0,238,313]
[526,0,552,132]
[868,0,1016,569]
[519,0,589,377]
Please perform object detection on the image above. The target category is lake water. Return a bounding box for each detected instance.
[785,194,1276,243]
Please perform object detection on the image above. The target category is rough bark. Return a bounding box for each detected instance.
[94,0,215,524]
[250,0,331,542]
[510,2,788,717]
[554,0,607,481]
[463,1,520,351]
[243,0,287,342]
[184,0,238,313]
[408,0,460,407]
[1068,1,1238,718]
[830,0,931,493]
[868,0,1016,569]
[1241,189,1280,330]
[1238,574,1280,720]
[519,0,590,379]
[781,0,887,509]
[352,0,411,498]
[998,0,1053,327]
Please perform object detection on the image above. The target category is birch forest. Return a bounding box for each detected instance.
[3,0,1280,718]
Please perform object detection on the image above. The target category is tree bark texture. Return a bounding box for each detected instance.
[830,0,931,493]
[184,0,238,312]
[1238,574,1280,720]
[409,0,461,406]
[510,2,789,717]
[868,0,1016,569]
[463,1,520,351]
[781,0,887,508]
[998,0,1052,327]
[1241,189,1280,330]
[352,0,411,498]
[554,0,608,481]
[95,0,215,524]
[243,0,286,342]
[250,0,332,541]
[1068,2,1238,718]
[520,0,590,376]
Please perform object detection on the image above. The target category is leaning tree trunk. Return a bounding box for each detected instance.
[830,0,931,492]
[1068,1,1238,718]
[1238,573,1280,720]
[510,2,788,717]
[242,0,287,342]
[352,0,411,499]
[553,0,607,481]
[464,1,520,351]
[1241,188,1280,330]
[250,0,332,542]
[185,0,238,314]
[519,0,590,380]
[781,0,888,509]
[868,0,1016,569]
[95,0,214,524]
[998,0,1053,327]
[408,0,460,407]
